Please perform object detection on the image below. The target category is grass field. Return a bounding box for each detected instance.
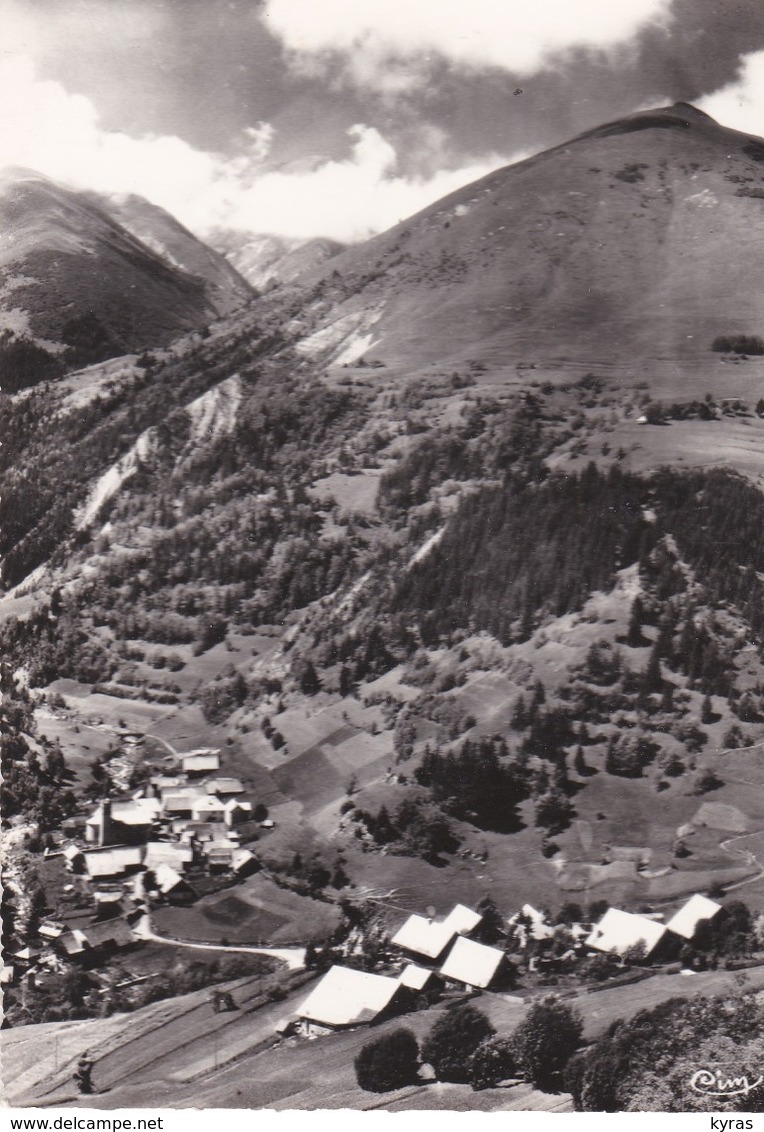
[8,955,764,1113]
[153,873,342,945]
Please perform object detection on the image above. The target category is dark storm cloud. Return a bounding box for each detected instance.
[3,0,764,239]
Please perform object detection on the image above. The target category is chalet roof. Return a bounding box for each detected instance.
[144,841,194,869]
[443,904,483,936]
[224,798,252,813]
[13,947,40,962]
[205,842,236,859]
[154,864,187,894]
[439,936,504,988]
[63,844,84,862]
[58,929,88,955]
[666,894,722,940]
[162,791,203,813]
[298,965,402,1027]
[232,849,257,872]
[83,920,134,949]
[94,889,124,904]
[586,908,667,957]
[391,914,456,960]
[192,796,227,815]
[151,775,184,790]
[39,922,64,939]
[83,846,144,878]
[181,752,221,773]
[397,963,436,991]
[205,777,244,795]
[86,799,159,827]
[111,799,162,825]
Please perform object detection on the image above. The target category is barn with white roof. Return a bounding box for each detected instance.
[586,908,668,958]
[665,894,722,941]
[297,965,407,1033]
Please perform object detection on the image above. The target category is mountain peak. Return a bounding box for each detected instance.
[668,101,715,122]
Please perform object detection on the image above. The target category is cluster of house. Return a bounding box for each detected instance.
[4,751,270,984]
[286,892,725,1036]
[584,893,724,960]
[290,903,508,1036]
[62,749,265,893]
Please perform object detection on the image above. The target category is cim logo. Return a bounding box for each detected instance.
[690,1069,763,1099]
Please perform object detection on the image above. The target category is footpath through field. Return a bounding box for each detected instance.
[133,913,306,970]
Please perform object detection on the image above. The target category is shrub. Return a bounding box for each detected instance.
[354,1028,420,1092]
[470,1036,518,1090]
[512,996,583,1090]
[422,1003,495,1083]
[711,334,764,355]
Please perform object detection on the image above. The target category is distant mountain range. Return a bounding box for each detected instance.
[0,168,253,369]
[5,103,764,382]
[207,229,345,289]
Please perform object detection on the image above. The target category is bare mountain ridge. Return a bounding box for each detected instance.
[287,103,764,372]
[208,228,345,289]
[0,168,253,367]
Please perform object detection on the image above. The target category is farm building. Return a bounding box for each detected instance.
[665,894,722,940]
[162,788,207,817]
[224,799,253,827]
[205,777,244,797]
[152,865,196,903]
[93,889,124,919]
[82,845,144,880]
[397,963,440,993]
[191,796,227,821]
[439,937,505,989]
[297,965,407,1033]
[38,922,64,942]
[391,903,483,964]
[181,751,221,777]
[586,908,668,959]
[85,798,161,846]
[391,915,458,963]
[144,841,194,871]
[150,774,184,796]
[56,921,135,964]
[231,848,259,877]
[443,903,483,935]
[508,904,554,947]
[56,929,88,959]
[62,844,85,872]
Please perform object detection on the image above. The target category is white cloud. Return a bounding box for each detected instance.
[218,124,515,241]
[0,55,223,222]
[0,54,517,243]
[698,51,764,137]
[262,0,673,88]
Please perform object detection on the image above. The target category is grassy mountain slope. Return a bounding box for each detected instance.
[288,104,764,374]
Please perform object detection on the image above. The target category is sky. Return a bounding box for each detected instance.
[2,0,764,243]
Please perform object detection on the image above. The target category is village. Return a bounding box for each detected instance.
[286,889,753,1037]
[3,741,269,987]
[4,709,758,1045]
